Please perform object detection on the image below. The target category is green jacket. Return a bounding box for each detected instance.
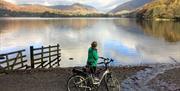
[87,47,99,67]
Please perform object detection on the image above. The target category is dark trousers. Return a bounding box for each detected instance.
[90,66,96,74]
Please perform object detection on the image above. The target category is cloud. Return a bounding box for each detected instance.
[42,1,52,6]
[4,0,131,12]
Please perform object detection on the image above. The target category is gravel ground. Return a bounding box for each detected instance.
[0,66,147,91]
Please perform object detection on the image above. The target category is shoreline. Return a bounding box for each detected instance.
[0,63,180,91]
[0,17,179,22]
[0,66,148,91]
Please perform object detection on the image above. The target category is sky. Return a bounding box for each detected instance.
[4,0,131,12]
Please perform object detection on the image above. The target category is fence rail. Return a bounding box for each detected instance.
[30,44,61,69]
[0,49,28,72]
[0,44,61,73]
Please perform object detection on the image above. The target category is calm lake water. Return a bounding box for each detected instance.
[0,18,180,67]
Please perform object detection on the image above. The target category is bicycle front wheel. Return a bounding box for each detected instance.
[67,75,87,91]
[105,74,120,91]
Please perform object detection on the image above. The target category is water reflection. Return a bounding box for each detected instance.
[137,20,180,42]
[0,18,97,33]
[113,19,180,64]
[0,18,180,67]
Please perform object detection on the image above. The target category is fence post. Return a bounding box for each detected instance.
[41,46,44,68]
[5,55,10,70]
[57,44,60,66]
[30,46,34,69]
[49,45,51,68]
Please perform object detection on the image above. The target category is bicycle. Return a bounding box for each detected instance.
[67,57,120,91]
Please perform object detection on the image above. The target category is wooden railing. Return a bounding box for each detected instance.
[0,49,28,72]
[30,44,61,68]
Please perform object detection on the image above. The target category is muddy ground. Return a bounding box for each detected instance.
[0,66,147,91]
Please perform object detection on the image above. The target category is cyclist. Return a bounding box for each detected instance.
[86,41,99,82]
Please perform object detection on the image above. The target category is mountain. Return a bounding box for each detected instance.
[109,0,152,14]
[135,0,180,19]
[0,0,58,13]
[49,3,98,14]
[49,5,67,10]
[50,3,96,10]
[0,0,98,17]
[0,0,18,10]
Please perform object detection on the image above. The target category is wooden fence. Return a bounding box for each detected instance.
[30,44,61,68]
[0,44,61,73]
[0,49,29,72]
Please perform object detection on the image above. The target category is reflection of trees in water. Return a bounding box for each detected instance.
[113,19,144,35]
[137,20,180,42]
[0,21,5,33]
[113,18,138,28]
[0,19,97,33]
[0,20,51,33]
[113,19,180,42]
[52,19,97,30]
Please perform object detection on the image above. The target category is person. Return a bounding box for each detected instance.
[87,41,99,83]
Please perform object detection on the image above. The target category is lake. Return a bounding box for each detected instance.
[0,18,180,67]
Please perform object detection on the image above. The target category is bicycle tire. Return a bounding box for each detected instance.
[67,75,87,91]
[105,74,120,91]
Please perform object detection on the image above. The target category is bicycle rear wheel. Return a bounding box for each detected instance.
[67,75,87,91]
[105,74,120,91]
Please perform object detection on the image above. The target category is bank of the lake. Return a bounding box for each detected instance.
[0,66,147,91]
[1,64,180,91]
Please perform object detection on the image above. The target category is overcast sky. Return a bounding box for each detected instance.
[5,0,131,12]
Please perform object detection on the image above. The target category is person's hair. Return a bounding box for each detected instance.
[91,41,97,48]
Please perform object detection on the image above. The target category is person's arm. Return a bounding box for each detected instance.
[87,48,92,63]
[93,50,98,60]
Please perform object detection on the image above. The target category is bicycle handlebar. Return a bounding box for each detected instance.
[98,57,114,65]
[0,54,5,60]
[99,57,109,60]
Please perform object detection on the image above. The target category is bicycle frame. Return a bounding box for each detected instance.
[74,68,111,91]
[98,69,110,85]
[68,57,115,91]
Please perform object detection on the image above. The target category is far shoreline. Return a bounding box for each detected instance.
[0,17,179,22]
[0,16,125,19]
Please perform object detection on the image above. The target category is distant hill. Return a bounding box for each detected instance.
[0,0,99,17]
[50,3,98,14]
[50,3,97,11]
[134,0,180,19]
[109,0,152,14]
[0,1,57,13]
[49,5,67,10]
